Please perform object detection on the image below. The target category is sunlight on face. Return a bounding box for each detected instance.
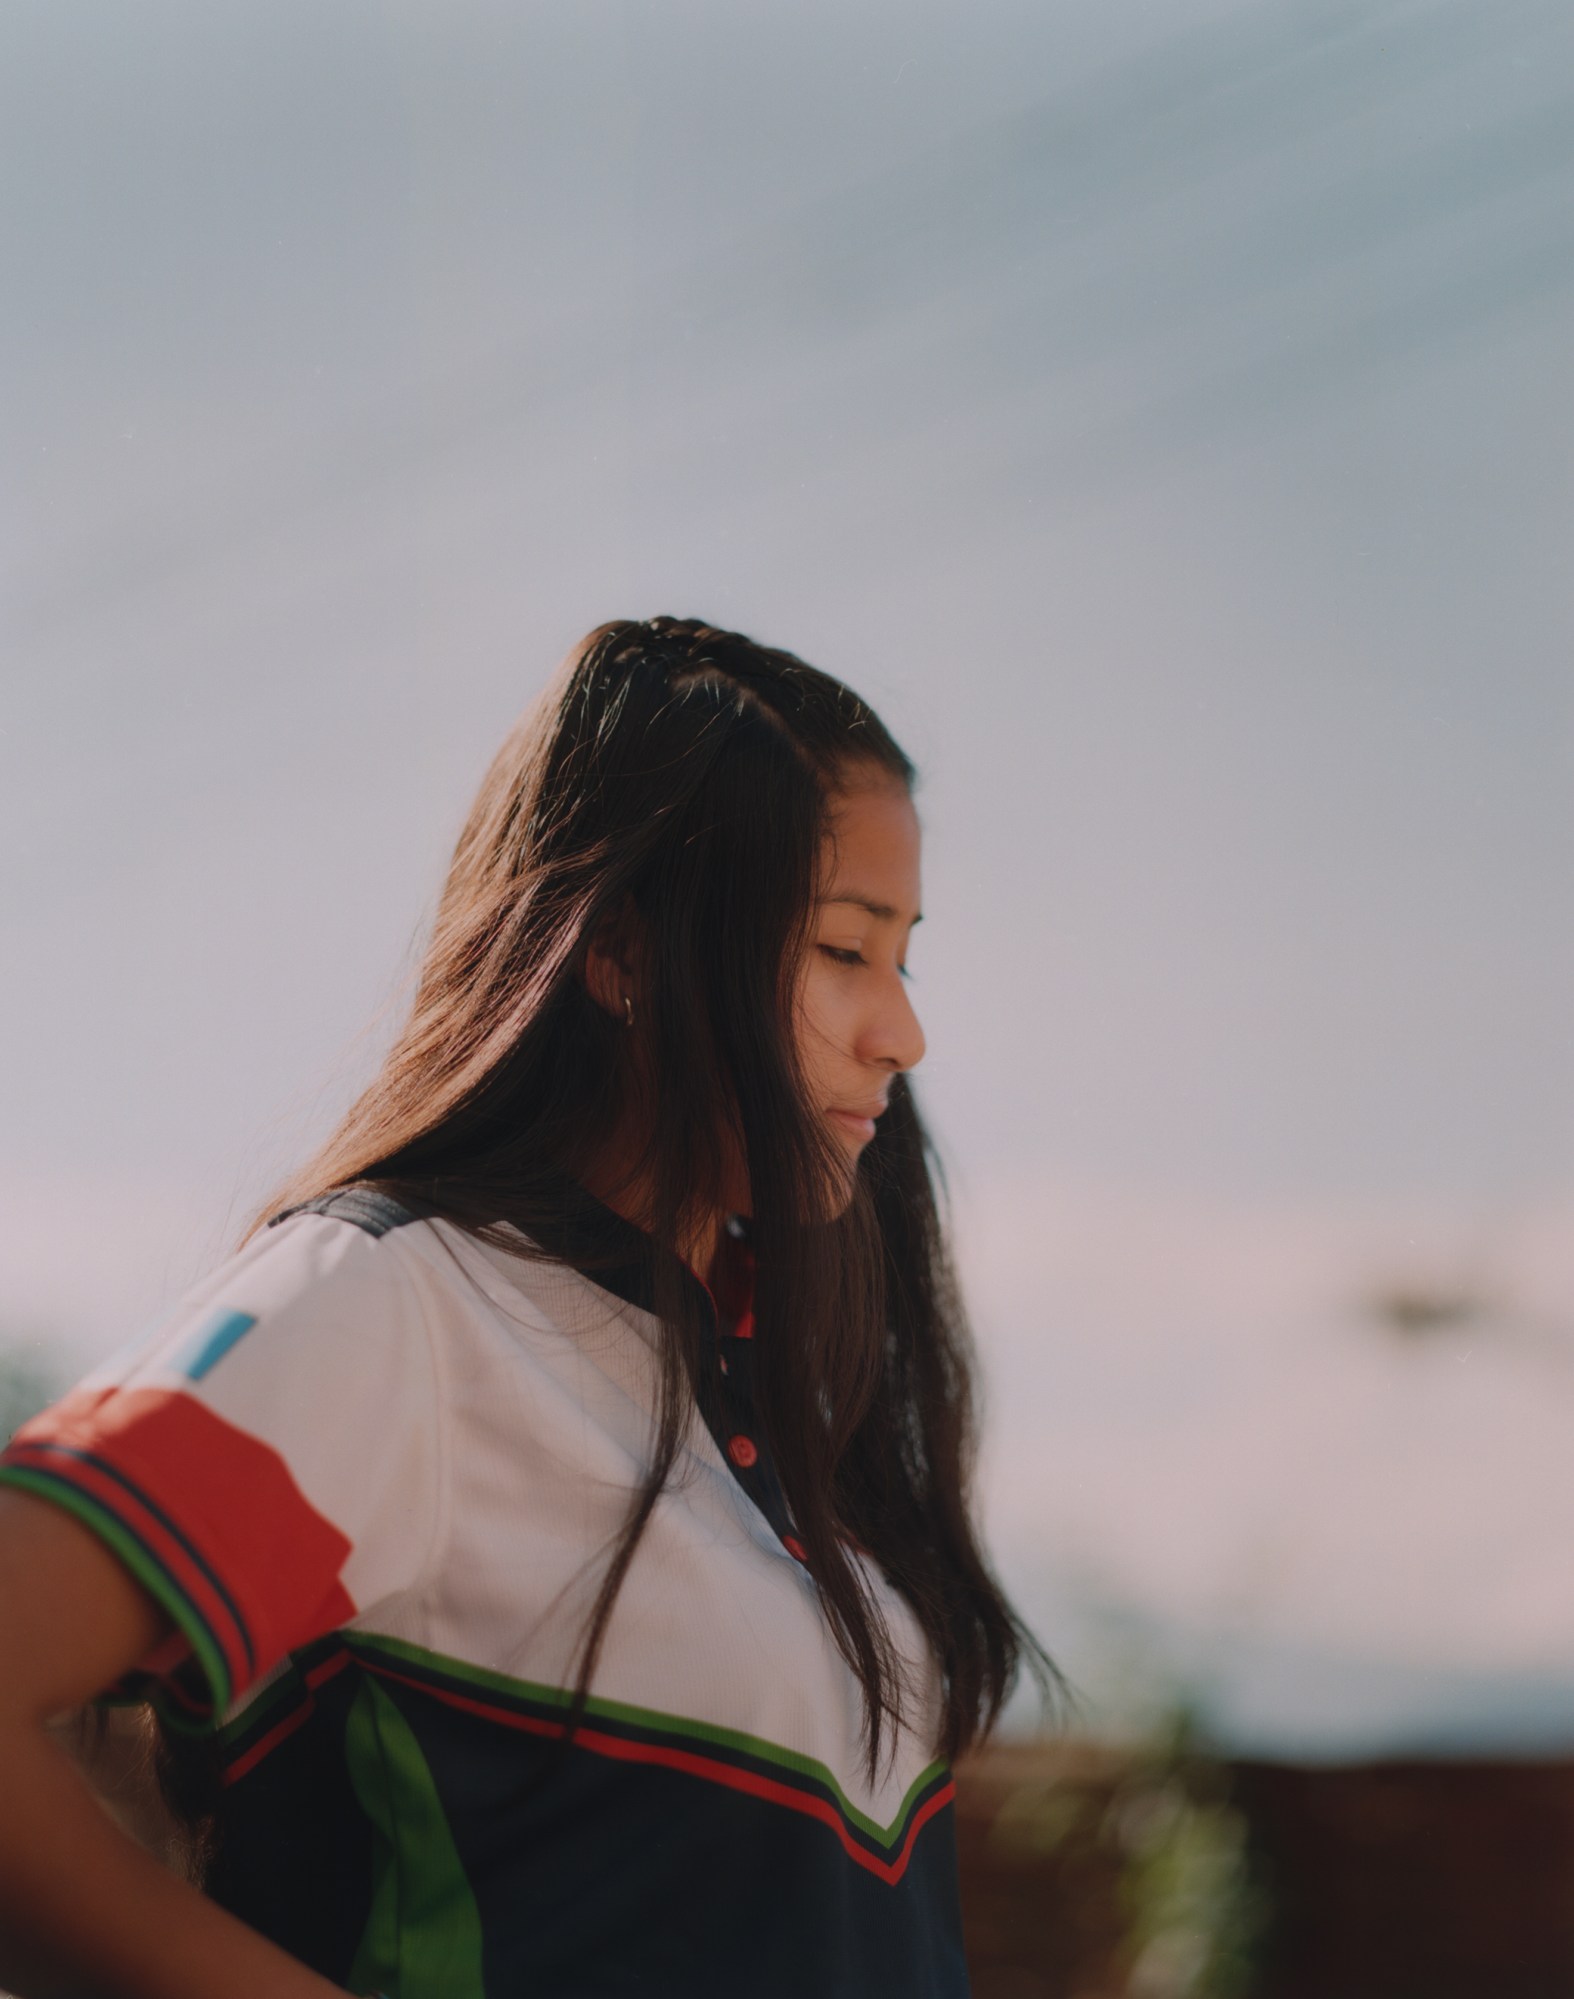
[796,771,926,1204]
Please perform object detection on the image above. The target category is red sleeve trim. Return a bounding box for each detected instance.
[4,1385,356,1703]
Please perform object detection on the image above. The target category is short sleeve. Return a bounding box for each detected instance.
[0,1211,443,1733]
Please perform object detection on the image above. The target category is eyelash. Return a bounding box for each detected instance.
[820,946,914,982]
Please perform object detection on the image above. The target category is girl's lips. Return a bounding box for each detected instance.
[827,1109,878,1142]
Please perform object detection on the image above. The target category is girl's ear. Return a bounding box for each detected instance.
[581,896,646,1021]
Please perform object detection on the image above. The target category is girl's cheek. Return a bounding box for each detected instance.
[795,983,851,1072]
[790,973,831,1067]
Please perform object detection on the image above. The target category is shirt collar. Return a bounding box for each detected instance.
[516,1167,753,1336]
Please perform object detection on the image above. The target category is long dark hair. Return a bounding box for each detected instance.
[153,615,1070,1858]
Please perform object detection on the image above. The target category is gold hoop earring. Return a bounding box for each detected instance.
[623,995,635,1029]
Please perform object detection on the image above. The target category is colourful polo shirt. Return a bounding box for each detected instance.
[0,1180,968,1996]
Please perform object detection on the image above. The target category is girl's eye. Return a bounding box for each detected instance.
[819,945,916,982]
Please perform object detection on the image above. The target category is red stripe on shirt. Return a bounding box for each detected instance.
[221,1649,354,1786]
[362,1658,951,1885]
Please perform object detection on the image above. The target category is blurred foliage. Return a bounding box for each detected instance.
[1366,1278,1483,1342]
[984,1704,1272,1998]
[1113,1708,1270,1999]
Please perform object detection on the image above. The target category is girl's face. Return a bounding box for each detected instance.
[580,767,925,1251]
[793,772,926,1208]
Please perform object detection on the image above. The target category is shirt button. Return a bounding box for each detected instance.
[727,1435,758,1468]
[783,1535,808,1563]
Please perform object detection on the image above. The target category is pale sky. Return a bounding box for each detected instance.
[3,0,1571,1753]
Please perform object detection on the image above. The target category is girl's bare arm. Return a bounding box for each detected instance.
[0,1489,350,1999]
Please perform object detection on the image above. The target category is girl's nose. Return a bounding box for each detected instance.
[864,974,925,1074]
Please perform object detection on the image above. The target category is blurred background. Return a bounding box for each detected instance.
[3,1,1571,1992]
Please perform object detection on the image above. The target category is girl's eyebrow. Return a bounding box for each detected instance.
[822,895,923,925]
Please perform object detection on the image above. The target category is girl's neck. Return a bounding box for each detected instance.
[573,1142,726,1290]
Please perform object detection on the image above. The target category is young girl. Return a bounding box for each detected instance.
[0,617,1062,1998]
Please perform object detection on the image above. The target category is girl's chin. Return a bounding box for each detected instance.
[821,1157,862,1220]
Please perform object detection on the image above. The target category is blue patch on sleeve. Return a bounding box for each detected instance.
[175,1308,259,1382]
